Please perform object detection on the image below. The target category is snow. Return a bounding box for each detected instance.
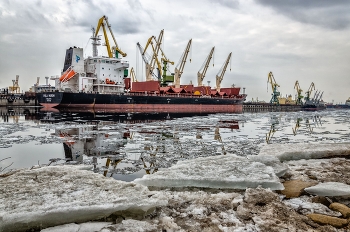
[304,182,350,197]
[134,154,284,190]
[259,143,350,161]
[0,165,167,232]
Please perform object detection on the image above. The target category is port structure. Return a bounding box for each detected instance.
[95,15,126,58]
[294,81,304,105]
[267,72,280,105]
[216,52,232,92]
[197,47,215,86]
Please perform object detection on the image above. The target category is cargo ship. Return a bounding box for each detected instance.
[37,18,247,113]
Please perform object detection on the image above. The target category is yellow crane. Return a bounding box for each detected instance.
[294,80,303,105]
[95,15,127,58]
[174,39,192,88]
[216,52,232,91]
[304,82,315,102]
[197,46,215,86]
[267,72,280,104]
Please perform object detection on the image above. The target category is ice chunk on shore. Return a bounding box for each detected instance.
[247,155,288,177]
[0,165,167,232]
[304,182,350,197]
[134,154,284,190]
[259,143,350,161]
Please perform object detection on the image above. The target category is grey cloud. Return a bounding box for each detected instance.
[209,0,239,9]
[254,0,350,30]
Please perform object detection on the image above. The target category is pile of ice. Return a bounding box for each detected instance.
[134,154,285,190]
[0,165,167,232]
[305,182,350,197]
[259,143,350,161]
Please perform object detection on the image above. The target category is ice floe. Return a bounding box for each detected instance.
[134,154,284,190]
[0,165,167,232]
[259,143,350,161]
[304,182,350,197]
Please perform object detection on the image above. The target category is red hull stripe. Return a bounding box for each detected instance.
[58,104,243,113]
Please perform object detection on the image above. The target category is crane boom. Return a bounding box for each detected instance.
[174,39,192,88]
[95,15,127,58]
[197,46,215,86]
[215,52,231,91]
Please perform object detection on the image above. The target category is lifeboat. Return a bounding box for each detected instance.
[59,67,76,82]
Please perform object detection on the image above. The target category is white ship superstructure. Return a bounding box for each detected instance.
[57,28,129,94]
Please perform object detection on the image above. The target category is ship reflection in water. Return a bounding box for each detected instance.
[38,109,238,181]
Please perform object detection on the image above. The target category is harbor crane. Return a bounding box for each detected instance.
[174,39,192,88]
[267,72,280,104]
[9,75,20,93]
[197,47,215,86]
[304,82,315,102]
[294,81,303,105]
[215,52,232,91]
[95,15,127,58]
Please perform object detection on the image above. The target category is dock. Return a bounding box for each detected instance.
[243,102,302,112]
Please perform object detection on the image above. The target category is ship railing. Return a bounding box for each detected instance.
[125,92,243,99]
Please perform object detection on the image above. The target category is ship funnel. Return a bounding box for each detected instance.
[45,76,49,85]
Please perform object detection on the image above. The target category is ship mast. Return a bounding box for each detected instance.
[91,27,101,57]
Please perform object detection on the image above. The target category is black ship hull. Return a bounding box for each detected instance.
[36,92,246,113]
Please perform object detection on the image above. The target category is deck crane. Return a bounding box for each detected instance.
[95,15,127,58]
[216,52,232,92]
[136,41,161,81]
[143,30,173,82]
[267,72,280,104]
[197,47,215,86]
[294,81,303,105]
[304,82,315,102]
[174,39,192,88]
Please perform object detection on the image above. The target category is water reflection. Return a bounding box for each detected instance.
[2,108,350,182]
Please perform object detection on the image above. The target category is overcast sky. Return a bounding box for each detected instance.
[1,0,350,103]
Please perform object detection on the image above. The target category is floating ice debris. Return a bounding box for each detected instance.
[0,165,167,232]
[304,182,350,197]
[134,154,284,190]
[259,143,350,161]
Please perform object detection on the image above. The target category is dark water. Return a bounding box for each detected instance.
[1,107,349,181]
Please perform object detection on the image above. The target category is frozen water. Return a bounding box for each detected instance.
[304,182,350,197]
[134,154,284,190]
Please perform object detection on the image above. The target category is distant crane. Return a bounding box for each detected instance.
[137,41,161,81]
[304,82,315,102]
[197,47,215,86]
[267,72,280,104]
[294,81,303,105]
[215,52,232,92]
[95,15,127,58]
[174,39,192,88]
[9,75,20,93]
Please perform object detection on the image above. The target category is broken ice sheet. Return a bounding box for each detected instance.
[134,154,284,190]
[0,165,167,232]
